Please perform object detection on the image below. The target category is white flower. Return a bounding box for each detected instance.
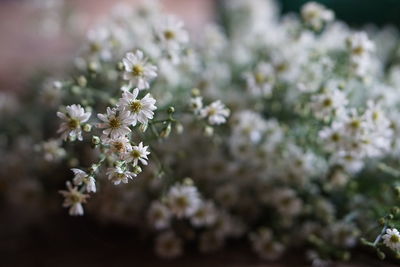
[382,228,400,251]
[346,32,375,77]
[122,50,157,90]
[147,201,172,230]
[87,27,112,60]
[347,32,375,58]
[59,182,89,216]
[156,15,188,53]
[118,88,157,125]
[310,87,348,119]
[41,139,66,161]
[124,142,150,166]
[71,168,96,193]
[189,96,203,115]
[97,107,135,138]
[106,166,136,185]
[250,228,285,261]
[103,135,132,155]
[272,188,303,217]
[200,100,230,125]
[166,183,201,218]
[301,2,334,31]
[40,80,63,107]
[155,231,183,259]
[57,104,91,141]
[244,62,275,97]
[191,201,217,227]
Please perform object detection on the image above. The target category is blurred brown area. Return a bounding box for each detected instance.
[1,216,396,267]
[0,0,214,92]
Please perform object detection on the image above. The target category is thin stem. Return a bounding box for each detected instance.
[373,225,387,247]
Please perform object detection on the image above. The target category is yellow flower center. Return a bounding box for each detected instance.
[176,196,188,208]
[109,118,121,129]
[331,132,341,142]
[132,64,144,76]
[255,72,266,84]
[130,100,143,114]
[131,150,141,159]
[114,142,125,152]
[353,46,365,55]
[208,108,217,116]
[350,119,361,129]
[323,98,333,107]
[90,42,101,53]
[164,30,175,40]
[390,234,400,243]
[68,118,80,129]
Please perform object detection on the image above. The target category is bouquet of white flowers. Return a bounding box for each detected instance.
[2,0,400,264]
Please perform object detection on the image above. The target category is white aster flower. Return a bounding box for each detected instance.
[147,201,172,230]
[301,2,334,31]
[244,62,275,97]
[191,201,217,227]
[57,104,91,141]
[118,88,157,125]
[122,50,157,90]
[347,32,375,58]
[155,231,183,259]
[41,139,66,161]
[189,96,203,115]
[382,228,400,251]
[200,100,230,125]
[310,87,348,119]
[71,168,96,193]
[250,228,285,261]
[59,181,89,216]
[156,15,189,53]
[106,166,136,185]
[124,142,150,166]
[166,183,201,218]
[103,135,132,155]
[97,107,135,139]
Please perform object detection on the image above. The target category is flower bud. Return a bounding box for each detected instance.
[183,177,193,186]
[92,136,100,146]
[139,122,148,133]
[191,88,200,97]
[68,135,77,142]
[88,62,98,73]
[83,124,92,132]
[377,249,385,260]
[116,61,124,71]
[160,123,171,138]
[391,206,400,215]
[204,126,214,137]
[167,106,175,114]
[132,165,142,175]
[71,86,81,95]
[77,76,87,87]
[175,122,184,134]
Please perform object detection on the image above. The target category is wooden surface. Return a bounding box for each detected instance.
[1,215,398,267]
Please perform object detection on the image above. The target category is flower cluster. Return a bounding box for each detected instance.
[4,0,400,264]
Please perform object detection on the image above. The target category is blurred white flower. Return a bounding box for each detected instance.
[200,100,230,125]
[59,182,89,216]
[122,50,157,89]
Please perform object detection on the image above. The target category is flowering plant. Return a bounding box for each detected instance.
[3,0,400,264]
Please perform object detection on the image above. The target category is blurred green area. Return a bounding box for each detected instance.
[280,0,400,26]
